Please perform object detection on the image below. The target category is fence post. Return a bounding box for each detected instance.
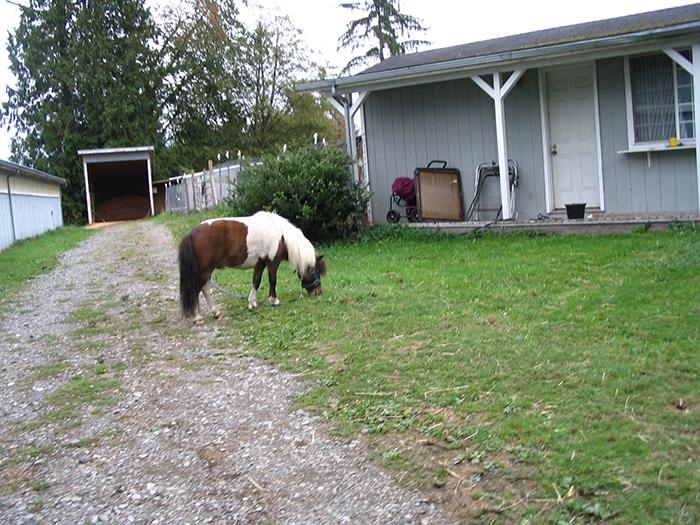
[208,160,218,205]
[190,171,197,212]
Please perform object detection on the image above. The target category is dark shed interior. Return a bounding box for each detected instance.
[88,160,150,221]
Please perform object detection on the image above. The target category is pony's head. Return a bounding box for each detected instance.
[299,255,326,296]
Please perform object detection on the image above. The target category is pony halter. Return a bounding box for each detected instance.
[300,268,321,291]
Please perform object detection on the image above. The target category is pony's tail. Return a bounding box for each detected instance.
[178,233,200,318]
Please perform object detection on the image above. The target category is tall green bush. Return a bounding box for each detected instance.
[228,147,369,241]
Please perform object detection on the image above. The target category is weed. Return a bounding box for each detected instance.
[27,499,43,513]
[30,360,68,382]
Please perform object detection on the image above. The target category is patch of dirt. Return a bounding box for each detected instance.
[0,221,455,524]
[367,430,539,523]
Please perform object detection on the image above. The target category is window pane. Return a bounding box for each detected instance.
[630,55,675,142]
[677,67,695,139]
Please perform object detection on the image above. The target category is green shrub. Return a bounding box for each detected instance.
[227,147,369,241]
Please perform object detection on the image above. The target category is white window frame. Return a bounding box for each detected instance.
[624,51,696,151]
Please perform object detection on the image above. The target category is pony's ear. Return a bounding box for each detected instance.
[316,255,326,275]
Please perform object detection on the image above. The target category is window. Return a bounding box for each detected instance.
[626,51,695,145]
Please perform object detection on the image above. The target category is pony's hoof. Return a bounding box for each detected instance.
[213,310,223,319]
[269,297,280,306]
[193,317,204,325]
[248,302,258,310]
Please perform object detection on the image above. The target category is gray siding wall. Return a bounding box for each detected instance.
[0,193,12,251]
[0,193,64,251]
[364,71,546,223]
[597,57,698,213]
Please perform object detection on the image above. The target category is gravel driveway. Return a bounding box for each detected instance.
[0,221,453,524]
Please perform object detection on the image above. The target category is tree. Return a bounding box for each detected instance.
[215,13,343,156]
[338,0,429,74]
[157,0,247,174]
[238,14,309,154]
[275,88,345,150]
[3,0,163,223]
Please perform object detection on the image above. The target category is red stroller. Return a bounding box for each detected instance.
[386,177,420,223]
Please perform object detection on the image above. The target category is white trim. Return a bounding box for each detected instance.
[624,50,698,149]
[147,156,155,216]
[623,56,637,149]
[325,94,345,114]
[502,70,525,97]
[359,103,373,223]
[693,42,700,212]
[350,91,369,117]
[673,59,681,140]
[618,143,696,153]
[538,69,554,213]
[664,47,693,74]
[592,63,606,211]
[470,75,495,99]
[83,159,93,224]
[541,62,603,210]
[78,146,154,156]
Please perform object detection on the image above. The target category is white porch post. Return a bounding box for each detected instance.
[326,91,369,185]
[359,103,373,223]
[146,155,155,216]
[693,43,700,212]
[493,73,512,219]
[471,70,524,220]
[82,159,93,224]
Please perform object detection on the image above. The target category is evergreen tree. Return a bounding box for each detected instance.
[338,0,429,74]
[3,0,163,223]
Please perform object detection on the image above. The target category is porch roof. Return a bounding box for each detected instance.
[297,3,700,94]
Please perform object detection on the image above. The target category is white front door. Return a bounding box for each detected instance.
[546,64,601,209]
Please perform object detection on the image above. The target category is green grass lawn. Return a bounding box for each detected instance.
[162,212,699,523]
[0,226,93,300]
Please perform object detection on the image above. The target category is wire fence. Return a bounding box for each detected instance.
[164,161,242,213]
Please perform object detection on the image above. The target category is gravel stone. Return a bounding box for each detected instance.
[0,221,454,524]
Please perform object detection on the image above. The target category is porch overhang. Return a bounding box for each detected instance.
[297,22,700,95]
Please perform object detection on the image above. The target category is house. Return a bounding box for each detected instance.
[0,159,65,251]
[297,4,700,225]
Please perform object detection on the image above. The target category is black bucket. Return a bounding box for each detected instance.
[565,203,586,220]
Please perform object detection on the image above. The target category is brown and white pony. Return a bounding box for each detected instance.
[178,211,326,322]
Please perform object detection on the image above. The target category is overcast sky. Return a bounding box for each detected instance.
[0,0,694,161]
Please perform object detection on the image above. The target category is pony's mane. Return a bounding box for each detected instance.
[256,211,316,274]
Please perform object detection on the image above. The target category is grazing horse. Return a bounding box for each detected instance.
[178,211,326,322]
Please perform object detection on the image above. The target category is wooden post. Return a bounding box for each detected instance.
[208,159,218,205]
[190,170,197,212]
